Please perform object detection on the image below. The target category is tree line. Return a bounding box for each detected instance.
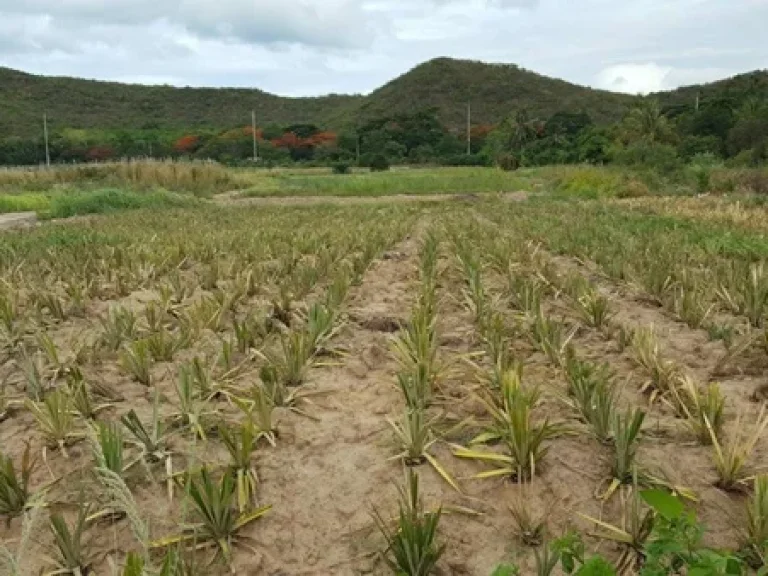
[1,92,766,170]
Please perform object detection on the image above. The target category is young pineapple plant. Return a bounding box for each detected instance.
[454,374,559,482]
[456,248,487,326]
[605,408,646,499]
[0,444,34,520]
[574,285,613,329]
[17,347,49,401]
[232,312,267,354]
[219,419,260,513]
[563,353,617,444]
[276,330,314,387]
[373,470,445,576]
[579,484,655,574]
[674,376,725,445]
[530,307,576,368]
[26,389,83,457]
[631,326,682,406]
[170,365,212,440]
[121,391,174,498]
[742,475,768,568]
[146,328,181,362]
[67,369,111,421]
[48,505,91,576]
[509,480,548,547]
[119,339,153,386]
[304,302,341,355]
[246,384,278,446]
[99,305,138,351]
[152,468,271,566]
[0,288,24,346]
[387,407,460,492]
[709,407,768,491]
[391,304,439,407]
[508,274,544,316]
[718,261,768,328]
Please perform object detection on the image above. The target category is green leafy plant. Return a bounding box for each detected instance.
[574,286,613,329]
[605,408,646,499]
[121,394,174,499]
[99,305,138,351]
[0,444,34,520]
[674,376,725,445]
[373,470,445,576]
[92,420,125,476]
[219,419,260,513]
[25,389,82,457]
[454,374,559,481]
[48,504,91,576]
[579,485,655,573]
[709,407,768,491]
[741,475,768,569]
[563,353,617,443]
[119,339,153,385]
[388,407,460,492]
[151,468,270,565]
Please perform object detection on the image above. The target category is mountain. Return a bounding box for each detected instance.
[654,70,768,113]
[355,58,636,128]
[0,67,361,137]
[0,58,765,138]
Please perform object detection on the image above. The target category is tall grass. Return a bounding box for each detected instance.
[45,189,196,219]
[0,189,196,219]
[241,167,538,197]
[0,160,242,196]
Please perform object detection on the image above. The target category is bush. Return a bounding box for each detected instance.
[496,154,519,171]
[610,142,681,174]
[554,167,621,199]
[368,154,390,172]
[332,162,350,175]
[617,179,651,198]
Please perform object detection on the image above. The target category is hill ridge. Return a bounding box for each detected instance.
[1,57,766,137]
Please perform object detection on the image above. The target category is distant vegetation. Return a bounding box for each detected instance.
[0,58,766,173]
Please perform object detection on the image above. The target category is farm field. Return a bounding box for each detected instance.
[3,168,768,575]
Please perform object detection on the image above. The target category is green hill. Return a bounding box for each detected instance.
[0,67,361,137]
[356,58,637,127]
[1,58,766,138]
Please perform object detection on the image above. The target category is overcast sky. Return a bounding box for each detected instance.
[0,0,765,96]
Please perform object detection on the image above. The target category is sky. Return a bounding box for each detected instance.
[0,0,766,97]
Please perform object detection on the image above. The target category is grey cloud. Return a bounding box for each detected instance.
[0,0,374,49]
[0,0,765,97]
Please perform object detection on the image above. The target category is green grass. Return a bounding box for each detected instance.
[239,167,542,197]
[0,189,197,220]
[0,193,50,214]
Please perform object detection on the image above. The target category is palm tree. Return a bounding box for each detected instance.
[621,99,673,143]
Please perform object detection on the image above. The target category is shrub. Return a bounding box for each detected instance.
[368,154,390,172]
[496,154,519,171]
[554,167,621,199]
[332,162,351,175]
[610,142,681,174]
[617,178,651,198]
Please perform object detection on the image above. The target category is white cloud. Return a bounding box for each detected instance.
[596,63,673,95]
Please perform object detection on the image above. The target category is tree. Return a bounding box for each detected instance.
[620,99,675,144]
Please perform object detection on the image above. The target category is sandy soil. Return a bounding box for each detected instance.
[1,203,766,575]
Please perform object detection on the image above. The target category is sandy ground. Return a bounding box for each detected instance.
[1,201,765,575]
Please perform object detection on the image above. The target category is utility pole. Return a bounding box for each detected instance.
[356,134,360,164]
[43,113,51,167]
[251,110,259,162]
[695,92,700,112]
[466,101,471,155]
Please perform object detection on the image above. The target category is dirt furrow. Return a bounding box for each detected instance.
[246,226,423,575]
